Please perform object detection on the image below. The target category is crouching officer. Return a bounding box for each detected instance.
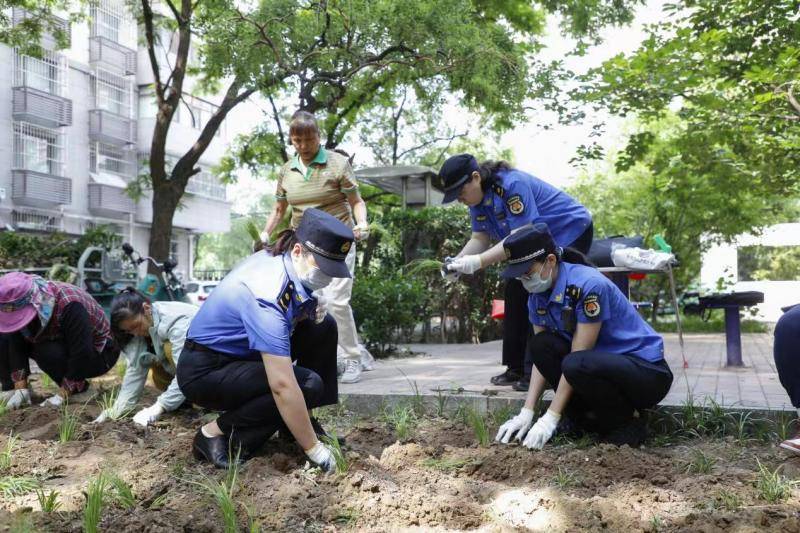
[495,224,673,449]
[177,208,351,471]
[437,154,593,389]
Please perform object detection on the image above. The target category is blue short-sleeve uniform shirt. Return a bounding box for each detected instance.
[469,169,591,246]
[187,252,317,358]
[527,262,664,362]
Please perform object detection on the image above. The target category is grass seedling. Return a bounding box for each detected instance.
[97,387,120,418]
[58,405,80,443]
[83,472,109,533]
[421,456,481,472]
[244,504,261,533]
[115,360,127,379]
[552,466,578,489]
[0,398,8,418]
[685,449,716,474]
[40,372,55,391]
[649,515,664,532]
[755,458,796,503]
[732,411,753,445]
[704,398,729,437]
[0,475,38,497]
[434,389,449,418]
[9,514,34,533]
[774,411,797,442]
[490,404,514,427]
[149,492,168,509]
[334,507,361,526]
[1,434,17,471]
[398,369,425,416]
[320,431,348,474]
[384,405,416,440]
[109,473,136,509]
[714,488,742,511]
[466,407,490,447]
[36,488,61,513]
[189,449,242,533]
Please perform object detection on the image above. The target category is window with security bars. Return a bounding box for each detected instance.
[90,0,134,46]
[13,49,68,96]
[12,210,62,232]
[92,68,134,117]
[186,169,226,200]
[13,122,66,176]
[90,142,135,178]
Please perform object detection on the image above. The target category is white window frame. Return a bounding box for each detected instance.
[13,122,66,176]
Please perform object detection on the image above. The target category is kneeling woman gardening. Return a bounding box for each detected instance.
[177,208,349,471]
[496,224,673,449]
[94,289,198,426]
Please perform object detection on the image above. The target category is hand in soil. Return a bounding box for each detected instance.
[522,410,559,450]
[306,441,336,473]
[496,407,534,444]
[3,388,31,410]
[40,394,64,408]
[133,403,165,427]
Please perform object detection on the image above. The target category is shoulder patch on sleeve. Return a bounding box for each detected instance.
[506,194,524,215]
[583,293,601,318]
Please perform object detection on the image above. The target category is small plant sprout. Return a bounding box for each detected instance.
[115,359,127,379]
[59,405,80,443]
[83,472,109,533]
[245,503,262,533]
[320,431,348,474]
[40,372,55,391]
[466,407,490,447]
[775,411,797,442]
[97,387,121,418]
[1,434,18,471]
[650,515,664,532]
[0,475,38,497]
[733,411,754,444]
[384,404,416,440]
[490,404,514,427]
[109,473,136,509]
[552,466,578,489]
[9,513,34,533]
[333,507,361,526]
[755,458,797,503]
[685,449,716,474]
[189,449,242,533]
[434,389,449,418]
[36,488,62,513]
[714,489,742,511]
[421,456,481,472]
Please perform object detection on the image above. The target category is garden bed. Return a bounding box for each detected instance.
[1,380,799,532]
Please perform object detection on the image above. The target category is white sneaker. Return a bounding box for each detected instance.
[360,347,375,371]
[340,359,362,384]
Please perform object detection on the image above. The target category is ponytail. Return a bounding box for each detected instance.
[477,160,512,192]
[267,229,299,256]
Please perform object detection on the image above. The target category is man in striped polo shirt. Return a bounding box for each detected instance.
[262,111,372,383]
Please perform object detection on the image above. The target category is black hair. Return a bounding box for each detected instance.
[532,246,594,268]
[289,110,320,137]
[477,160,513,192]
[109,287,150,345]
[267,229,300,256]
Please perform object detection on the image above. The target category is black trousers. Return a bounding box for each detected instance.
[502,222,594,372]
[0,333,118,390]
[774,304,800,409]
[530,331,673,432]
[177,315,339,450]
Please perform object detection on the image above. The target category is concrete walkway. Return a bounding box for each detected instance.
[340,333,793,412]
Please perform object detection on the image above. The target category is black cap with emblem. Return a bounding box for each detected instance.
[438,153,479,204]
[500,223,559,279]
[296,208,355,279]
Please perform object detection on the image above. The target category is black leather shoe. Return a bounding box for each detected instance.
[490,368,523,386]
[192,429,232,469]
[600,418,647,447]
[511,376,530,392]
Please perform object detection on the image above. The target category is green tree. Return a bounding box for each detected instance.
[0,0,76,55]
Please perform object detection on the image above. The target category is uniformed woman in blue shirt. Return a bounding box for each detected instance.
[438,154,593,390]
[177,209,353,471]
[495,224,673,448]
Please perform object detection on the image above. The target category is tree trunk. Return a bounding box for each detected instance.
[146,181,182,274]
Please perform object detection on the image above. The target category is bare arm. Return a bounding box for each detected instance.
[548,322,602,416]
[263,199,289,237]
[262,353,317,450]
[346,191,368,228]
[458,232,491,257]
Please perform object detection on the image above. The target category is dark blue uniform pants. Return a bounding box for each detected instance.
[530,331,673,432]
[177,315,338,452]
[502,223,594,373]
[774,304,800,409]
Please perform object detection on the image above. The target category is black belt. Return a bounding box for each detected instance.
[183,340,216,353]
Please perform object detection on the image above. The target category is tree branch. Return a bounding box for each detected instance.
[397,131,467,161]
[267,93,289,162]
[141,0,164,102]
[787,81,800,117]
[163,0,183,23]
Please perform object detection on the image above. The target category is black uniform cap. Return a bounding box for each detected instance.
[501,223,558,279]
[296,208,355,278]
[438,154,479,204]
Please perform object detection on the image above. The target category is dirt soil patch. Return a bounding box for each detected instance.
[1,384,800,532]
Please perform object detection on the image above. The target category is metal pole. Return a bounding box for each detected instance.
[667,265,688,369]
[724,306,744,367]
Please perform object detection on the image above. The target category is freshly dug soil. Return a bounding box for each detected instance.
[1,384,799,532]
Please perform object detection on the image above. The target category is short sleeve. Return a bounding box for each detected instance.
[470,207,488,233]
[504,177,539,231]
[339,159,359,194]
[240,297,291,356]
[275,166,287,200]
[576,282,612,324]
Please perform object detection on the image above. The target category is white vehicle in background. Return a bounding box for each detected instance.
[185,280,218,305]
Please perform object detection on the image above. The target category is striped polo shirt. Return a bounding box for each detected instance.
[275,148,359,228]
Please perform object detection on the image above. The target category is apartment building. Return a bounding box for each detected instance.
[0,1,233,280]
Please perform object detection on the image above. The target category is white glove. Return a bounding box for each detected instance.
[522,410,560,450]
[40,394,64,408]
[495,407,534,444]
[353,223,369,242]
[447,254,482,275]
[305,440,336,473]
[132,402,165,427]
[441,257,461,282]
[93,409,111,424]
[4,389,31,410]
[312,291,328,324]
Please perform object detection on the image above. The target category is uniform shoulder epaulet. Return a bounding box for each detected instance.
[277,280,294,312]
[492,183,505,197]
[565,284,583,304]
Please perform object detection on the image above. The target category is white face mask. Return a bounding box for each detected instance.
[293,251,333,292]
[519,262,553,294]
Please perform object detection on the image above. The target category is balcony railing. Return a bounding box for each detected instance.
[12,86,73,128]
[90,36,136,76]
[89,109,136,145]
[12,170,72,208]
[12,8,71,49]
[186,170,227,201]
[88,183,135,218]
[11,209,63,232]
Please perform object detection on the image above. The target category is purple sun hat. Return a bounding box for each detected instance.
[0,272,39,333]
